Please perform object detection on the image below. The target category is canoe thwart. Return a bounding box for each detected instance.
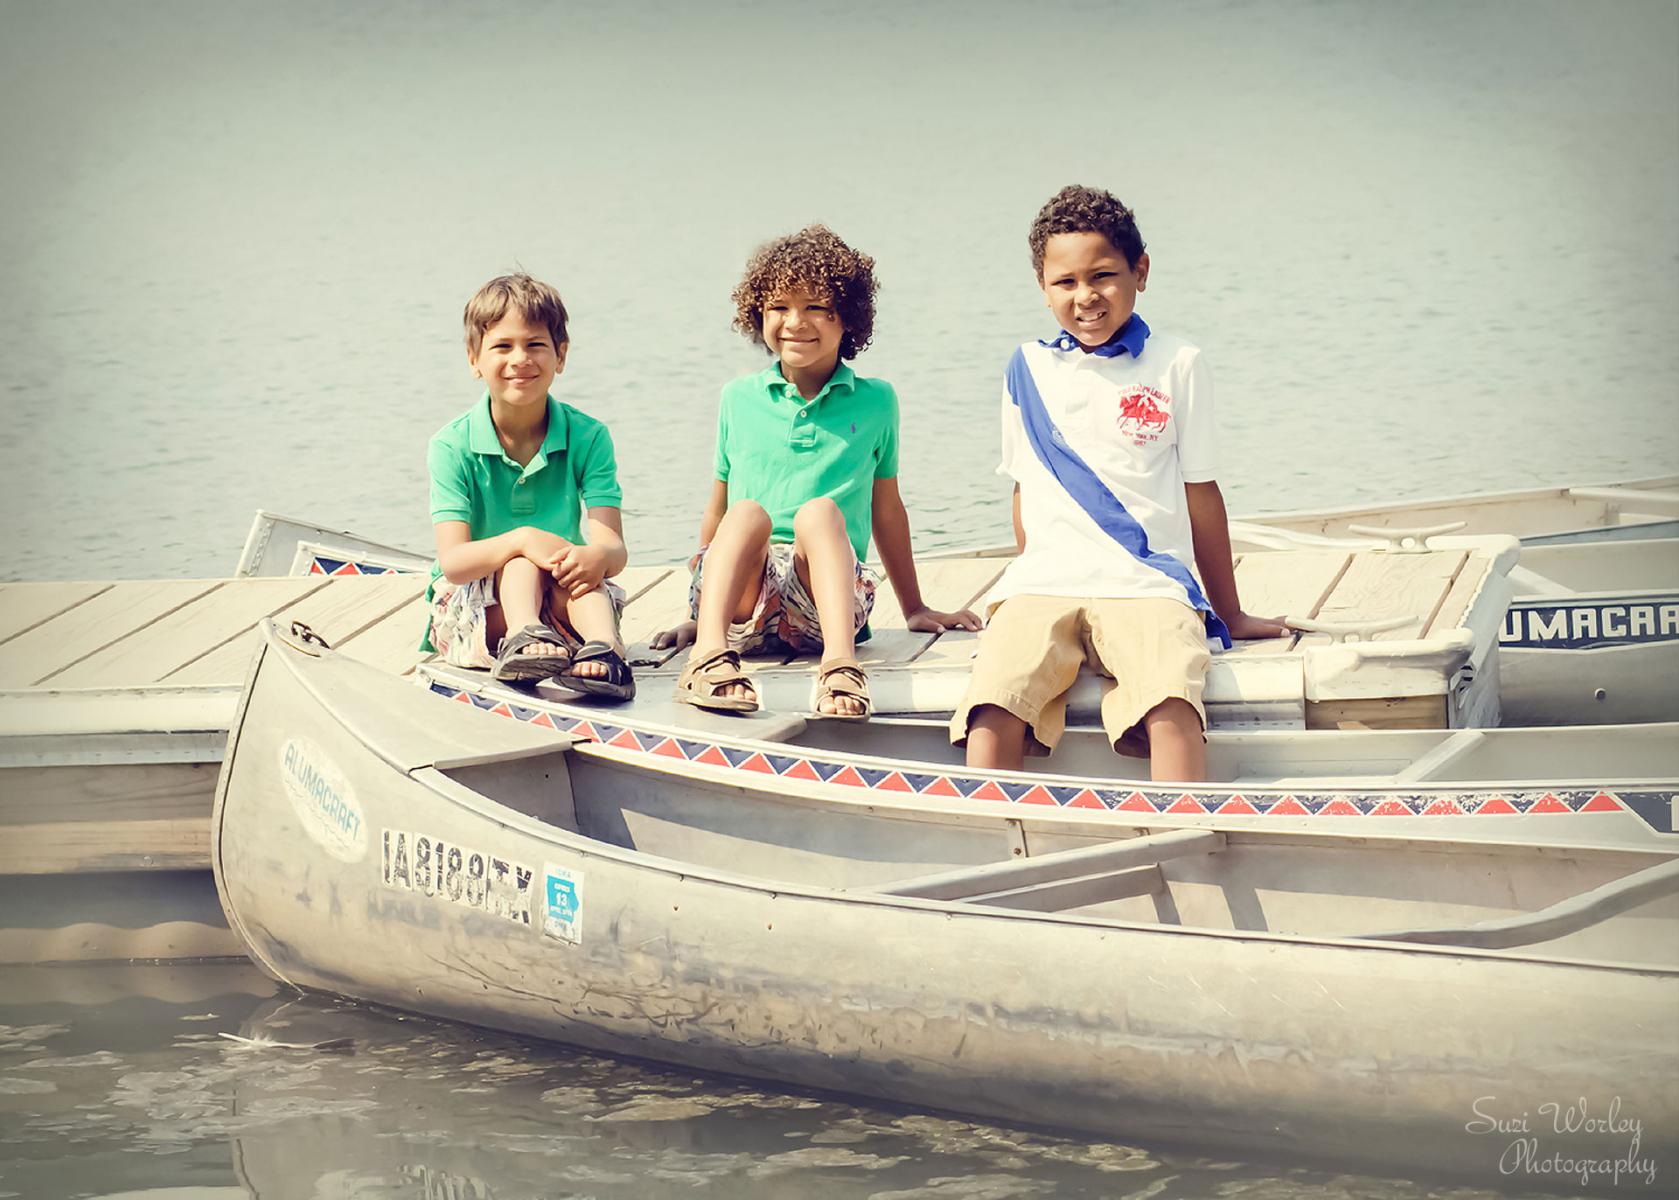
[1360,858,1679,950]
[869,827,1225,901]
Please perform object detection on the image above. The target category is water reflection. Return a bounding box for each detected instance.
[0,964,1556,1199]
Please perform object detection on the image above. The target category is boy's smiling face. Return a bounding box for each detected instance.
[1040,231,1149,350]
[469,312,566,411]
[762,286,844,376]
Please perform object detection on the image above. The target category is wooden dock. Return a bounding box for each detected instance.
[0,542,1498,963]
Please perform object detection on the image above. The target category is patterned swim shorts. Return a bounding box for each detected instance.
[429,574,626,670]
[687,542,876,656]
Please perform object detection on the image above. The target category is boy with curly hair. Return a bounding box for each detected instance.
[424,273,634,700]
[668,224,979,717]
[951,186,1288,779]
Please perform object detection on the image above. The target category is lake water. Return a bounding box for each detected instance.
[2,0,1675,1195]
[2,0,1676,584]
[0,963,1564,1199]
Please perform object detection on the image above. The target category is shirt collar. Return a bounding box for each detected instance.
[764,360,857,404]
[467,393,568,461]
[1041,313,1150,359]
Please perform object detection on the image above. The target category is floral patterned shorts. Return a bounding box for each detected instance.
[429,574,626,670]
[687,542,876,656]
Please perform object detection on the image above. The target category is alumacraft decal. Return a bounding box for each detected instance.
[1501,596,1679,650]
[381,829,533,926]
[279,738,367,862]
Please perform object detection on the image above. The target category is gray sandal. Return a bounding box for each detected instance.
[492,624,572,683]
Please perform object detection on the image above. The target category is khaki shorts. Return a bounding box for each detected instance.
[950,595,1211,757]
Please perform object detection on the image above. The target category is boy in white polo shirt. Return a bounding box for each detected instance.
[951,186,1289,781]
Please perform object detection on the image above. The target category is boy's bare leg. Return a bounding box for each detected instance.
[792,498,863,716]
[1143,698,1206,783]
[546,586,623,679]
[692,501,772,702]
[489,558,565,659]
[964,704,1028,771]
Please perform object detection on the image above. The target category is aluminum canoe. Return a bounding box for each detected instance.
[214,621,1678,1181]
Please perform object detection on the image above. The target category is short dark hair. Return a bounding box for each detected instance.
[1028,185,1146,276]
[731,224,878,360]
[464,273,568,357]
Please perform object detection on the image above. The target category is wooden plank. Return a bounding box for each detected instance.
[335,593,434,676]
[1305,694,1448,731]
[618,568,694,652]
[1425,553,1492,637]
[898,560,1007,669]
[613,565,672,605]
[0,819,210,874]
[851,558,1002,668]
[165,575,426,685]
[46,578,327,688]
[1217,550,1351,659]
[0,762,217,827]
[0,582,114,645]
[0,580,223,688]
[1305,550,1467,644]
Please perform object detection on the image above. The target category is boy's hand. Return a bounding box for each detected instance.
[905,605,983,634]
[650,619,697,651]
[1224,611,1294,641]
[521,528,573,566]
[552,544,609,599]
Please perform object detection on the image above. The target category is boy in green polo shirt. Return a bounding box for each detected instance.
[424,273,634,700]
[668,225,979,717]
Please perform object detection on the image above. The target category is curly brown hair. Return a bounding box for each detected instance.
[1028,185,1146,277]
[731,225,877,360]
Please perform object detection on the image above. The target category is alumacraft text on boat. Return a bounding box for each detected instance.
[380,829,533,926]
[1501,599,1679,649]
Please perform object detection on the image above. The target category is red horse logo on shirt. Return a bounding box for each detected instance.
[1116,386,1171,441]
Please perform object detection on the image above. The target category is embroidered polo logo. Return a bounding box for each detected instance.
[1116,386,1171,445]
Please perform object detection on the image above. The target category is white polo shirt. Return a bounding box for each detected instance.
[985,326,1218,613]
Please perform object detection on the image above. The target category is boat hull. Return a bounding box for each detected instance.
[214,631,1679,1182]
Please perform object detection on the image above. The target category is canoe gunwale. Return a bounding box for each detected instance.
[573,734,1679,864]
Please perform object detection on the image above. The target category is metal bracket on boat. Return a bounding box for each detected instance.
[279,620,333,656]
[1344,522,1468,552]
[1285,615,1413,643]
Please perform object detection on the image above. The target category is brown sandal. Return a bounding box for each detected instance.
[811,656,871,720]
[674,648,760,713]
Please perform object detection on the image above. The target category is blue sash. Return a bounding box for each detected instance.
[1006,343,1231,649]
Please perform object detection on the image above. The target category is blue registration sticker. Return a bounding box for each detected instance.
[542,864,584,943]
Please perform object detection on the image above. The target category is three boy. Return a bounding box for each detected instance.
[433,190,1277,781]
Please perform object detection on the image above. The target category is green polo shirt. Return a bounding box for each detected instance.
[714,362,899,561]
[422,394,621,648]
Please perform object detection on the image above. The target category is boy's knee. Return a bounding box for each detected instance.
[1144,697,1203,733]
[722,500,772,535]
[497,556,541,586]
[793,496,844,537]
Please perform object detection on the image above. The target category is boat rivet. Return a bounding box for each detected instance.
[1594,688,1607,701]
